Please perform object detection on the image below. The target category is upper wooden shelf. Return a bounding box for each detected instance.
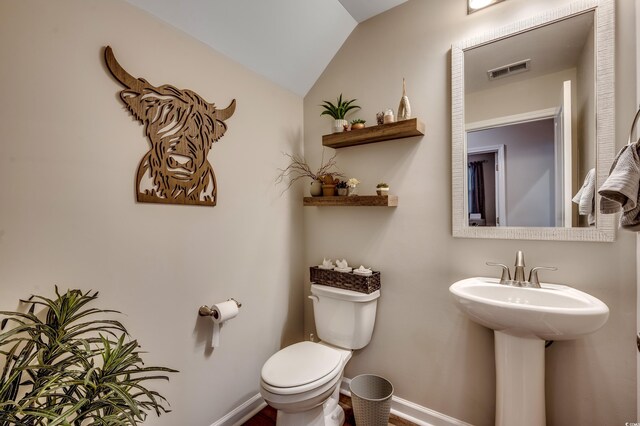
[322,118,425,149]
[303,195,398,207]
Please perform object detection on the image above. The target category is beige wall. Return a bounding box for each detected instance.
[1,0,636,425]
[0,1,304,425]
[466,68,577,124]
[304,0,636,425]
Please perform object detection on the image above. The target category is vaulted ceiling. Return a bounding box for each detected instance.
[125,0,408,96]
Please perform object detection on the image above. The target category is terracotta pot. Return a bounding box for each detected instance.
[351,123,365,130]
[322,184,336,196]
[321,174,338,185]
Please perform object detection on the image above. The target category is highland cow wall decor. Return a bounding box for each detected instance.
[104,46,236,206]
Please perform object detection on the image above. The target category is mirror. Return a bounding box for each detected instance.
[451,0,615,241]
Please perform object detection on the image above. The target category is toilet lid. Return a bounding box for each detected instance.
[261,341,342,388]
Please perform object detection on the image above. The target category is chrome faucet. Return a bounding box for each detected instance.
[487,250,556,288]
[513,250,526,283]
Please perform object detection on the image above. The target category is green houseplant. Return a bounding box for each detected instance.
[0,287,177,425]
[336,180,348,196]
[320,94,360,133]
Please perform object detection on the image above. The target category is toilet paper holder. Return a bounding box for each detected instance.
[198,298,242,319]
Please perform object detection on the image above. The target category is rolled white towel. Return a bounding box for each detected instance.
[353,265,373,276]
[335,259,349,269]
[318,258,335,270]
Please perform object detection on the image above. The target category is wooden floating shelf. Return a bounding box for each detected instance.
[322,118,425,149]
[303,195,398,207]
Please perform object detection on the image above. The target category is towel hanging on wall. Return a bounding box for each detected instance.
[598,105,640,230]
[572,168,596,226]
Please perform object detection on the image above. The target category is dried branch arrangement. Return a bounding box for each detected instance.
[276,152,344,192]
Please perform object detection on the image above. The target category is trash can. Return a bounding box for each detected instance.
[349,374,394,426]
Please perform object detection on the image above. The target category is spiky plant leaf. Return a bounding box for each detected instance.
[319,94,360,119]
[0,287,177,426]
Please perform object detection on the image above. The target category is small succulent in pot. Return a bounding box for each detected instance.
[351,118,366,130]
[336,180,348,196]
[376,182,390,195]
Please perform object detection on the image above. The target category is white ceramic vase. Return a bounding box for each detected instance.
[310,180,322,197]
[332,119,348,133]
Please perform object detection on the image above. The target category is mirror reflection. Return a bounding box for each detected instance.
[464,10,595,228]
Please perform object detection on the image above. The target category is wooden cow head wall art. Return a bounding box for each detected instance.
[104,46,236,206]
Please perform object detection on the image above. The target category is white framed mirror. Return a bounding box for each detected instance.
[451,0,615,241]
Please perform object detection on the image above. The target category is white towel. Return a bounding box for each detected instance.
[572,168,596,225]
[598,143,640,230]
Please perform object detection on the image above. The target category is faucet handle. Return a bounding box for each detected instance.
[486,262,512,284]
[528,266,557,288]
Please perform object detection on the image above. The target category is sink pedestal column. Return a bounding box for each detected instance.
[494,331,545,426]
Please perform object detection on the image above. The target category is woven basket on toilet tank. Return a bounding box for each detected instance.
[309,267,381,294]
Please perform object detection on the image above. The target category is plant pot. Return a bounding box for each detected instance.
[310,180,323,197]
[351,123,365,130]
[376,188,389,196]
[322,184,337,196]
[332,119,348,133]
[337,188,348,196]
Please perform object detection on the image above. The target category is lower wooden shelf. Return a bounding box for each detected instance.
[303,195,398,207]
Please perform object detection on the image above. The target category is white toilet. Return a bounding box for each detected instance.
[260,283,380,426]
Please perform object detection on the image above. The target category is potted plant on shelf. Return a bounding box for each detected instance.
[321,174,339,196]
[276,151,343,196]
[320,94,360,133]
[0,287,177,425]
[376,182,390,195]
[336,180,348,196]
[351,119,366,130]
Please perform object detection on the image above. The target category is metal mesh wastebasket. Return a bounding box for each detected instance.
[349,374,394,425]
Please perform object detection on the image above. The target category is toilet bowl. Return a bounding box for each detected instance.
[260,341,352,426]
[260,284,380,426]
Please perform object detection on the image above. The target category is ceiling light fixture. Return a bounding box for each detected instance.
[468,0,505,14]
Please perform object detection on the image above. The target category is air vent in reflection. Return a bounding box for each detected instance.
[487,59,531,80]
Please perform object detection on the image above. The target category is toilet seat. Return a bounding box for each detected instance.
[261,342,344,395]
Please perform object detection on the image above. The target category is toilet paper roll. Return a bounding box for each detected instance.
[211,300,239,324]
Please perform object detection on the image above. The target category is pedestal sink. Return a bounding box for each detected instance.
[449,277,609,426]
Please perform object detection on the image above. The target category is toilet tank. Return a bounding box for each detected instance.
[310,284,380,350]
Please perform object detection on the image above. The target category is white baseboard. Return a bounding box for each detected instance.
[212,379,472,426]
[340,378,473,426]
[210,393,267,426]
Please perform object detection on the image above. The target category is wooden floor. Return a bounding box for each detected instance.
[242,393,417,426]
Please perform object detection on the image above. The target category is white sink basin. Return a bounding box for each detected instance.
[449,277,609,340]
